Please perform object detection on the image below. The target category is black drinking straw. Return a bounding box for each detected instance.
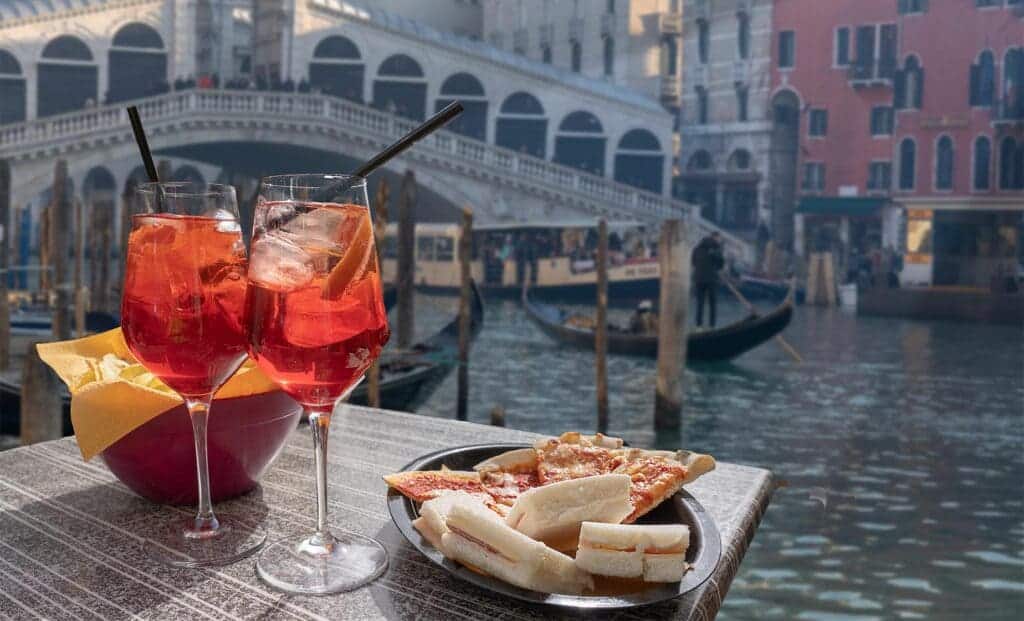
[126,106,160,183]
[311,101,464,201]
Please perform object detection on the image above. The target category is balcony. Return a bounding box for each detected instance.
[659,12,682,35]
[538,24,554,48]
[601,13,616,37]
[661,75,682,102]
[568,17,584,42]
[847,60,896,87]
[993,97,1024,127]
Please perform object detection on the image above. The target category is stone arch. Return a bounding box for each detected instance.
[727,149,753,172]
[554,111,606,175]
[108,23,167,103]
[309,35,364,103]
[687,150,713,171]
[436,72,486,141]
[38,35,98,117]
[495,92,546,158]
[614,129,663,193]
[372,54,426,120]
[172,165,205,185]
[0,49,26,125]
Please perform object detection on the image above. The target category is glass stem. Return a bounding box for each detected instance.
[186,396,220,535]
[307,407,335,547]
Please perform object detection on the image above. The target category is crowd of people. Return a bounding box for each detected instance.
[97,73,321,107]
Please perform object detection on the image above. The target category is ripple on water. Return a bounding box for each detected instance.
[855,522,897,532]
[971,579,1024,592]
[796,613,883,621]
[887,578,941,594]
[816,591,884,610]
[964,550,1024,567]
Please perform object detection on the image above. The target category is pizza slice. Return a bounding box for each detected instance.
[532,433,626,485]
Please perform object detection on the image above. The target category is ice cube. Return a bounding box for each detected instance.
[248,232,314,290]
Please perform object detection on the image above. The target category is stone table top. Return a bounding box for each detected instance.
[0,406,774,620]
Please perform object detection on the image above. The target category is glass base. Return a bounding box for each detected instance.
[256,529,388,595]
[146,515,266,568]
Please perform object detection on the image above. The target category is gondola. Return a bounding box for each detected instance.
[522,284,793,362]
[0,284,484,437]
[736,274,806,305]
[350,280,484,411]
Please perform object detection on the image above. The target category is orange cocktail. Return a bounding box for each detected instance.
[119,182,264,568]
[122,214,248,397]
[245,174,390,595]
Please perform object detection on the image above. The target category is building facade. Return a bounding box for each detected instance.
[769,0,1023,286]
[480,0,684,131]
[677,0,773,239]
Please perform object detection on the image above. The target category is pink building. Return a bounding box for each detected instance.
[769,0,1023,287]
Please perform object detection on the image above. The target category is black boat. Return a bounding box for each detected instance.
[348,280,484,411]
[522,285,793,362]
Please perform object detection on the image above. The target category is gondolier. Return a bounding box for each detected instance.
[692,232,725,328]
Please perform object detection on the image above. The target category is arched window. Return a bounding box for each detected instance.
[1000,137,1024,190]
[373,54,426,120]
[38,35,97,117]
[495,92,547,158]
[898,138,916,190]
[542,45,552,64]
[737,12,750,60]
[935,135,954,191]
[436,72,487,141]
[969,51,995,107]
[1004,48,1024,120]
[973,136,991,191]
[695,86,708,124]
[0,49,26,125]
[728,149,752,171]
[896,56,923,110]
[309,35,364,103]
[554,111,606,175]
[108,23,167,103]
[83,166,116,195]
[687,150,713,171]
[603,37,615,77]
[697,19,709,64]
[570,40,582,72]
[614,129,664,193]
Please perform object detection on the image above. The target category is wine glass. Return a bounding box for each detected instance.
[121,182,265,566]
[245,174,390,594]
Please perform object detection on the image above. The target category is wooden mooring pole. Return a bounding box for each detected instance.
[456,207,473,421]
[73,197,87,336]
[50,160,72,341]
[654,219,690,431]
[595,219,609,434]
[0,159,10,371]
[367,180,390,409]
[20,344,63,444]
[396,170,416,349]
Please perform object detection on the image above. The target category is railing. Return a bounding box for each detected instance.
[847,60,897,85]
[0,89,753,265]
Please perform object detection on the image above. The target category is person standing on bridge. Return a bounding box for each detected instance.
[692,232,725,329]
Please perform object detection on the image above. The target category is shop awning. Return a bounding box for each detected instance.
[797,197,889,217]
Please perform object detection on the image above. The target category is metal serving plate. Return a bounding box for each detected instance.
[386,443,722,610]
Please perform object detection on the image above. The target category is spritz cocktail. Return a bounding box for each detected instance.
[245,175,389,594]
[121,182,265,567]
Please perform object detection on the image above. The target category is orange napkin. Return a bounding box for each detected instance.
[36,328,277,461]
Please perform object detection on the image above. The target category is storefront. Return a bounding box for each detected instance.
[793,197,900,280]
[897,198,1023,288]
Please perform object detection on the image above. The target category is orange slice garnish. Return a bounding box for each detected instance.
[321,207,374,299]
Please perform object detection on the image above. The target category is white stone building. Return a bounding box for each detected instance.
[677,0,772,237]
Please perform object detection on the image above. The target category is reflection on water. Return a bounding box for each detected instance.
[403,293,1024,619]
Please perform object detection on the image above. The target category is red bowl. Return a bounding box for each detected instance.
[101,391,301,505]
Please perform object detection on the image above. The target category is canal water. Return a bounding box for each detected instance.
[408,293,1024,620]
